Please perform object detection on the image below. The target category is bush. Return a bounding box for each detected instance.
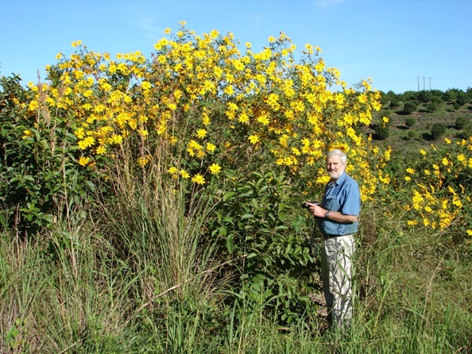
[426,102,438,113]
[455,116,470,130]
[431,122,446,140]
[405,117,416,128]
[403,102,417,115]
[456,94,467,106]
[389,97,400,109]
[418,90,433,103]
[407,130,417,140]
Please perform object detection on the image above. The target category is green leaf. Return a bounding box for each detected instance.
[223,191,235,202]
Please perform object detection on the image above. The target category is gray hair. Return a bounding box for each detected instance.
[327,149,347,164]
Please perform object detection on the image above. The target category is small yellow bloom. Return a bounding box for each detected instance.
[209,163,222,175]
[206,142,216,153]
[22,130,34,139]
[78,156,90,166]
[180,169,190,179]
[168,167,178,174]
[248,134,259,144]
[196,129,207,139]
[191,174,205,185]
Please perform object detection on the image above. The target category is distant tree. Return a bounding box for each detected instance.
[431,89,444,100]
[374,117,391,140]
[402,90,418,102]
[403,102,417,114]
[455,116,470,129]
[456,92,468,106]
[458,123,472,140]
[418,90,433,103]
[431,122,446,140]
[389,96,400,109]
[444,89,459,101]
[426,102,438,113]
[405,117,416,128]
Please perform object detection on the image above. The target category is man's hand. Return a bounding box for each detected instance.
[306,202,358,223]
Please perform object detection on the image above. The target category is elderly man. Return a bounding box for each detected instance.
[306,149,360,328]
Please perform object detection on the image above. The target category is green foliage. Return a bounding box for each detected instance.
[425,101,439,113]
[374,117,391,140]
[431,122,446,140]
[456,93,468,106]
[455,116,470,129]
[407,130,417,140]
[389,96,400,109]
[0,76,97,237]
[211,170,316,324]
[403,102,417,115]
[418,90,433,103]
[405,117,416,128]
[401,90,419,102]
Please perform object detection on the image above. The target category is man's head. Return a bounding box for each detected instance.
[326,149,347,180]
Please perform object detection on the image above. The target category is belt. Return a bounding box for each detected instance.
[323,233,352,239]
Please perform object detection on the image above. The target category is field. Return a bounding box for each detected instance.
[1,26,471,352]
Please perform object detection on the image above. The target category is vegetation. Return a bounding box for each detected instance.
[1,24,471,352]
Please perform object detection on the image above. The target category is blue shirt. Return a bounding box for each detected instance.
[317,172,361,236]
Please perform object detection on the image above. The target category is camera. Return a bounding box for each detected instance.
[301,201,318,208]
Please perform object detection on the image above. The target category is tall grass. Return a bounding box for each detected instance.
[0,158,471,352]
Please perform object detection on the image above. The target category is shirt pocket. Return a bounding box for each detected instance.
[324,196,340,211]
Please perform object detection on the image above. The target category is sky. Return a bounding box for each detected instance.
[1,0,471,94]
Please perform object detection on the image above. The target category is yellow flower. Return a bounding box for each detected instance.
[168,167,178,174]
[22,130,34,139]
[96,146,106,155]
[248,134,259,144]
[78,136,95,150]
[467,230,472,236]
[196,129,207,139]
[406,168,415,174]
[209,163,222,175]
[138,156,149,167]
[191,174,205,185]
[78,156,90,166]
[206,142,216,153]
[180,169,190,179]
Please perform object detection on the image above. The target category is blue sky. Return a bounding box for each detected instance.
[1,0,471,93]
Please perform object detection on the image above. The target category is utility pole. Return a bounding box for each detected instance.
[417,76,420,91]
[423,77,425,90]
[429,77,431,90]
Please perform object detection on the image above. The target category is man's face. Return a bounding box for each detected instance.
[326,155,346,180]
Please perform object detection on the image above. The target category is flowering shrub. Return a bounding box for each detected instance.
[2,23,471,325]
[403,141,472,239]
[26,23,387,202]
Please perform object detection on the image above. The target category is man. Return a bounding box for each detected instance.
[306,149,360,328]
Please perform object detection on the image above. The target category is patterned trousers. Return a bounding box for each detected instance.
[321,234,355,328]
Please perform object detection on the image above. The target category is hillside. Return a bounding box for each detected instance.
[369,92,472,153]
